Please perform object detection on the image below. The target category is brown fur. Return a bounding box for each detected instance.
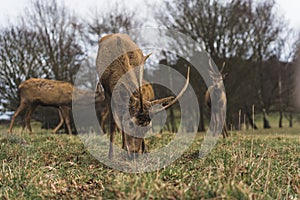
[96,34,189,158]
[101,80,154,134]
[141,80,155,101]
[205,61,228,138]
[123,80,155,152]
[8,78,105,134]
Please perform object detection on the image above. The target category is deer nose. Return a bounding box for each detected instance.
[129,120,134,129]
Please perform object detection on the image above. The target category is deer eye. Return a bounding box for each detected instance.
[129,121,134,129]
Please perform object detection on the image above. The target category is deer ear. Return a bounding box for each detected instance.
[222,72,229,79]
[95,81,102,93]
[144,53,152,62]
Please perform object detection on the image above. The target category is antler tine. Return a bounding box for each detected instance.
[152,67,190,114]
[220,62,226,73]
[138,64,144,112]
[208,57,214,72]
[95,81,102,93]
[208,57,220,80]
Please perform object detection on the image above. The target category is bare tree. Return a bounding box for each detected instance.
[24,0,87,83]
[0,0,88,128]
[87,2,140,45]
[0,26,45,111]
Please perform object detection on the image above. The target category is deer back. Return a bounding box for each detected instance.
[19,78,73,106]
[96,34,145,94]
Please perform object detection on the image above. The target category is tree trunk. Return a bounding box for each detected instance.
[247,113,258,129]
[169,107,177,132]
[244,105,258,129]
[289,113,293,128]
[279,111,283,128]
[262,109,271,129]
[278,74,283,128]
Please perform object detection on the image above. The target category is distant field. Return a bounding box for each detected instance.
[0,124,299,199]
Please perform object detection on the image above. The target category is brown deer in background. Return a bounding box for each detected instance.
[96,33,190,158]
[204,60,228,138]
[8,78,105,134]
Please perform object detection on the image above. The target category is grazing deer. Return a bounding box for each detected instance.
[204,60,228,138]
[101,80,155,152]
[96,33,190,158]
[8,78,105,134]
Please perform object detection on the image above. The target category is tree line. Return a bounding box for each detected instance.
[0,0,299,131]
[147,0,298,131]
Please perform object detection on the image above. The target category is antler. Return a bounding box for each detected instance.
[208,58,218,79]
[209,58,227,82]
[220,61,226,73]
[138,64,144,112]
[138,53,151,112]
[95,81,103,93]
[151,67,190,114]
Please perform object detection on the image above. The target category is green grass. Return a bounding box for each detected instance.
[0,124,299,199]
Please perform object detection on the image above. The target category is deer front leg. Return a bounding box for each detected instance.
[211,112,217,137]
[142,139,148,153]
[108,109,116,159]
[217,112,226,138]
[220,110,228,138]
[100,110,109,133]
[109,122,116,159]
[223,123,228,138]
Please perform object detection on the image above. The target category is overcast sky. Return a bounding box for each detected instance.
[0,0,299,30]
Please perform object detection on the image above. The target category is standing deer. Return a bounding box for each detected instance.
[8,78,105,134]
[204,60,228,138]
[96,33,190,158]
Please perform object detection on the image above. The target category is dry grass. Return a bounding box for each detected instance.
[0,124,299,199]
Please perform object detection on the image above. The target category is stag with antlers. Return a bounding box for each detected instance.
[8,78,105,134]
[96,33,190,158]
[100,80,154,135]
[204,60,228,138]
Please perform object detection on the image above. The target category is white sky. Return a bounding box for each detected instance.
[0,0,299,30]
[0,0,159,27]
[275,0,300,30]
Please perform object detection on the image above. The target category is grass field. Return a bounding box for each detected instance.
[0,124,299,199]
